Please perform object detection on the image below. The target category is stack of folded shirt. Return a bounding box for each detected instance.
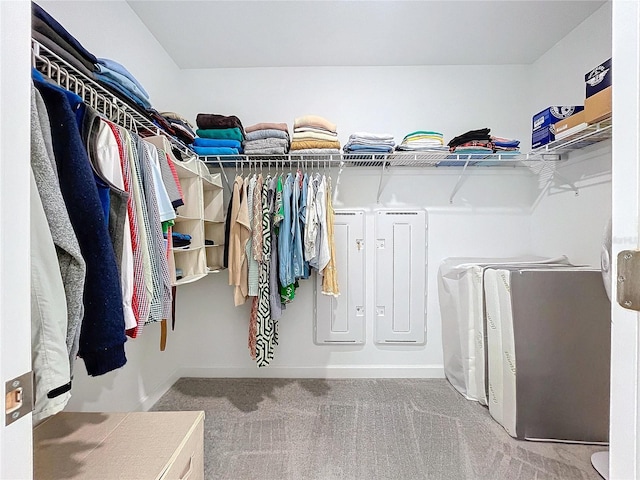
[171,232,192,249]
[395,131,449,152]
[94,57,152,110]
[343,132,395,153]
[447,128,493,154]
[194,114,245,156]
[244,123,290,155]
[32,2,99,79]
[290,115,340,154]
[491,136,520,154]
[160,112,197,145]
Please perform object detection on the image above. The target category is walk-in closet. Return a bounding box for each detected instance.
[2,1,639,479]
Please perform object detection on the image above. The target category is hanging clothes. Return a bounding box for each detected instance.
[292,170,305,280]
[269,176,284,321]
[110,125,151,337]
[228,176,251,306]
[316,175,331,273]
[30,85,86,369]
[87,117,136,331]
[279,173,296,303]
[304,173,319,267]
[299,172,311,279]
[34,77,126,377]
[246,174,259,297]
[256,176,275,367]
[322,177,340,297]
[120,130,154,337]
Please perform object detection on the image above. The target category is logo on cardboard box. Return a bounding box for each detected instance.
[549,106,578,119]
[587,65,610,87]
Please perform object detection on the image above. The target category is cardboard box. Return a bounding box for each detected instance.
[585,58,612,98]
[532,106,584,148]
[553,111,586,135]
[584,85,612,124]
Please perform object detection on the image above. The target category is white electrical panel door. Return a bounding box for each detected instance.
[315,210,366,344]
[374,210,427,344]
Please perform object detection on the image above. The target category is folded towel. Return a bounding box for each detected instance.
[294,115,337,133]
[245,129,290,141]
[290,139,341,151]
[192,146,239,156]
[245,122,289,134]
[292,131,339,142]
[196,113,244,131]
[193,137,242,149]
[196,128,244,142]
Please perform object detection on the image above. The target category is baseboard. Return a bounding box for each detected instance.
[137,367,182,411]
[179,365,445,379]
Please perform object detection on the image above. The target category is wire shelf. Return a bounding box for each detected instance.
[31,39,196,158]
[533,119,612,154]
[200,151,562,169]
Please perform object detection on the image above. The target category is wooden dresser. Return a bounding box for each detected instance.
[33,411,205,480]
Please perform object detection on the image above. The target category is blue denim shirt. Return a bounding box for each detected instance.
[292,171,305,279]
[278,173,295,287]
[298,173,310,279]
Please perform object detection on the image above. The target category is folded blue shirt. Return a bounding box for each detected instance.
[193,137,242,149]
[97,58,149,99]
[345,144,394,153]
[192,146,240,156]
[95,64,149,102]
[95,73,152,110]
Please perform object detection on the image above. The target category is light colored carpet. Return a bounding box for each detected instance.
[152,378,603,480]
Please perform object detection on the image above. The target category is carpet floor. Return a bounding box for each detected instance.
[152,378,603,480]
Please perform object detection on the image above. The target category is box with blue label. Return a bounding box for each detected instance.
[585,58,611,98]
[532,106,584,148]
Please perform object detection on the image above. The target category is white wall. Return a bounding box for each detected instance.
[37,0,182,111]
[179,64,530,149]
[529,2,612,267]
[173,168,535,377]
[170,62,539,377]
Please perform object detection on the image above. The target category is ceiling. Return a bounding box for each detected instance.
[127,0,606,69]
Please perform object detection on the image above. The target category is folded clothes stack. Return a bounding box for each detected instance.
[194,114,245,155]
[171,232,192,249]
[159,112,197,145]
[491,136,520,154]
[290,115,340,154]
[395,131,449,152]
[244,123,290,155]
[343,132,395,153]
[447,128,494,154]
[94,57,151,110]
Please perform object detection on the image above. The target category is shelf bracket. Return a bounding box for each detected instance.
[449,159,471,204]
[376,160,390,203]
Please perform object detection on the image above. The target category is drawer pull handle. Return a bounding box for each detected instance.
[180,455,194,480]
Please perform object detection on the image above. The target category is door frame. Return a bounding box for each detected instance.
[0,0,34,479]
